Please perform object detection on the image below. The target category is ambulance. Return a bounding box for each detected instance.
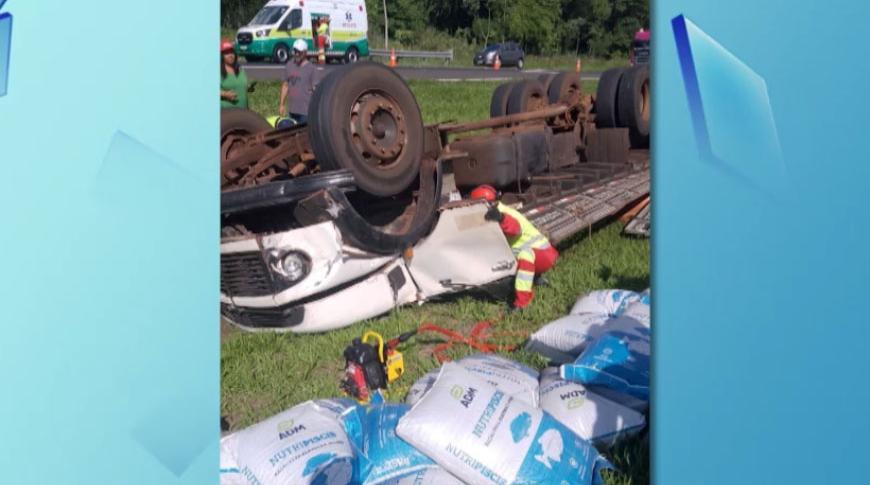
[235,0,369,64]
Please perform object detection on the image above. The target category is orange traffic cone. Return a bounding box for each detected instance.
[389,48,397,68]
[575,58,581,73]
[493,54,501,71]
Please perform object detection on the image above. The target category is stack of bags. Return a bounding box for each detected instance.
[221,353,611,484]
[220,289,649,485]
[526,288,651,413]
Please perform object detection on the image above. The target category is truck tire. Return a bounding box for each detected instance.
[547,72,582,105]
[506,80,547,115]
[595,67,626,128]
[220,108,272,184]
[272,43,290,64]
[617,64,650,147]
[537,73,557,95]
[308,63,424,197]
[344,46,360,64]
[490,82,516,118]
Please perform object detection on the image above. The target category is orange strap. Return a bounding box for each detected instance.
[416,321,527,363]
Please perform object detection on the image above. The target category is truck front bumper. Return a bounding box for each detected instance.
[221,259,417,333]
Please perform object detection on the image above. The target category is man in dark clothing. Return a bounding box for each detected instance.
[279,39,319,125]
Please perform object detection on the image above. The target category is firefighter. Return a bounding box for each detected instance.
[316,17,330,64]
[470,184,559,310]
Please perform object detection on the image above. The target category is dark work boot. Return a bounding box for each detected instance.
[534,275,550,287]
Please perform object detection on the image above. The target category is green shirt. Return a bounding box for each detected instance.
[220,69,248,109]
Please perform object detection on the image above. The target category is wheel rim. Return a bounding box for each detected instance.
[562,81,581,105]
[221,130,251,184]
[276,47,288,63]
[349,91,408,170]
[349,51,358,62]
[518,59,523,69]
[527,92,546,111]
[639,79,650,124]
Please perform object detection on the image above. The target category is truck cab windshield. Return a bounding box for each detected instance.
[251,6,288,26]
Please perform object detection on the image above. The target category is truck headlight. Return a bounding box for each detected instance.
[255,29,269,38]
[268,250,311,283]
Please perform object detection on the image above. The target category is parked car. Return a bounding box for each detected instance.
[473,42,525,69]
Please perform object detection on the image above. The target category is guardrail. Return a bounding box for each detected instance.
[369,48,454,64]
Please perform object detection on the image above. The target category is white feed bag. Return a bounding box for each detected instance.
[569,289,641,317]
[586,385,649,413]
[406,354,540,407]
[405,370,440,406]
[376,466,466,485]
[620,301,650,327]
[525,313,613,363]
[219,399,359,485]
[457,354,540,407]
[539,367,645,445]
[397,363,609,485]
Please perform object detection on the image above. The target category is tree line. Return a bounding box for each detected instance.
[221,0,648,57]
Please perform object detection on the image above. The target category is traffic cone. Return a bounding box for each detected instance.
[389,48,397,68]
[575,58,581,73]
[493,54,501,71]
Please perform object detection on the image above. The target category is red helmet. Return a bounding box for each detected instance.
[469,184,497,202]
[221,39,235,53]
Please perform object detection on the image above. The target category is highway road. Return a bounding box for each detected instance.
[242,62,602,82]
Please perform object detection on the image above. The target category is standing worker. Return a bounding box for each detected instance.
[279,39,319,125]
[220,39,251,109]
[470,184,559,310]
[316,17,330,64]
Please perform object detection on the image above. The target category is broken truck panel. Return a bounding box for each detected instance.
[220,169,355,215]
[407,202,516,299]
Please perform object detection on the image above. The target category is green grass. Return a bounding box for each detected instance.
[246,79,599,122]
[223,79,647,484]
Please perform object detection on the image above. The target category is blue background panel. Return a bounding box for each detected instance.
[655,1,870,484]
[0,1,217,483]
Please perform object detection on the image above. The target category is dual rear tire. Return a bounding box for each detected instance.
[595,65,650,148]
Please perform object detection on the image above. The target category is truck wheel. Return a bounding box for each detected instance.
[537,73,557,95]
[547,72,582,105]
[220,108,272,185]
[506,79,547,115]
[517,58,524,70]
[617,64,650,147]
[595,67,626,128]
[490,81,516,118]
[272,43,290,64]
[308,63,424,197]
[344,46,360,64]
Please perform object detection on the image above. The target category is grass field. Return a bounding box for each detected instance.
[222,79,649,484]
[245,79,600,122]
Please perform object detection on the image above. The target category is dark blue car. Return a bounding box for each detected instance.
[473,42,525,69]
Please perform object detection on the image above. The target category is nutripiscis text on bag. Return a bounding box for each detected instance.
[396,363,609,485]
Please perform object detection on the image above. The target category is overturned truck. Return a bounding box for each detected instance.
[220,62,650,332]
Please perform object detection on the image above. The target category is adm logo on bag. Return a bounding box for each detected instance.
[277,419,306,439]
[450,385,477,408]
